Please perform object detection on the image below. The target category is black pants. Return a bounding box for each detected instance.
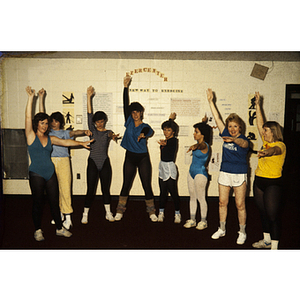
[253,176,283,240]
[120,151,154,200]
[29,171,62,230]
[84,157,112,207]
[159,178,180,211]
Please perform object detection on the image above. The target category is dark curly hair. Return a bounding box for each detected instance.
[50,111,65,129]
[128,102,144,120]
[92,111,108,123]
[161,119,179,137]
[32,112,50,135]
[193,122,212,145]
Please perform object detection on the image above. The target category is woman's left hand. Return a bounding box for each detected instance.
[137,133,145,142]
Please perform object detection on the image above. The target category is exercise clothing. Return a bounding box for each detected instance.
[255,136,286,178]
[49,129,72,157]
[28,135,55,182]
[88,112,112,171]
[189,143,210,179]
[220,128,249,174]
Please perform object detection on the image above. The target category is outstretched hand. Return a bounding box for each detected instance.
[187,144,198,153]
[26,86,35,99]
[137,133,145,142]
[124,75,132,88]
[38,88,46,98]
[87,86,95,98]
[158,139,167,146]
[255,91,260,105]
[169,112,176,120]
[82,139,94,149]
[206,88,213,102]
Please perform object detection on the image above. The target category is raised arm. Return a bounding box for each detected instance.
[87,86,95,114]
[25,86,36,145]
[255,91,265,138]
[38,88,46,113]
[123,75,132,121]
[206,88,225,133]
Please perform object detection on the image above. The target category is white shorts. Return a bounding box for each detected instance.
[218,171,247,187]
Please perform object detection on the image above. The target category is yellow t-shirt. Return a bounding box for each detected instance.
[255,136,286,178]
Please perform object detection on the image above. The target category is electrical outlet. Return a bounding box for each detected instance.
[77,173,80,179]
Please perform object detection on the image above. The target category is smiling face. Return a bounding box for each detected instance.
[263,126,274,143]
[38,119,49,134]
[227,121,241,137]
[193,128,204,143]
[131,110,142,122]
[51,119,60,131]
[163,127,174,140]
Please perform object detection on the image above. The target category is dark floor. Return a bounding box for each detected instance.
[1,188,299,250]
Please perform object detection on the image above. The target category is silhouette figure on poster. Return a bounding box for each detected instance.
[249,96,256,109]
[247,132,257,140]
[66,125,74,131]
[62,93,74,104]
[65,112,73,124]
[249,111,256,126]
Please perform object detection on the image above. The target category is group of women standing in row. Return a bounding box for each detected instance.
[25,75,286,250]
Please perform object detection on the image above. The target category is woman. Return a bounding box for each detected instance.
[184,117,212,230]
[207,88,249,245]
[252,92,286,250]
[25,86,93,241]
[114,75,157,222]
[157,113,181,223]
[38,88,92,229]
[81,86,119,224]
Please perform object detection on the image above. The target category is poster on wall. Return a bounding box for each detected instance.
[62,92,75,130]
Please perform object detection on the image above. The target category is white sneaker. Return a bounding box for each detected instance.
[236,231,247,245]
[114,213,123,221]
[174,214,181,224]
[81,212,88,224]
[56,228,72,238]
[196,221,208,230]
[150,214,158,222]
[105,212,115,222]
[183,219,196,228]
[252,239,271,249]
[158,212,164,222]
[211,228,226,239]
[34,229,45,241]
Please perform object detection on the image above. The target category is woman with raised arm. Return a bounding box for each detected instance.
[81,86,119,224]
[38,88,92,229]
[184,116,212,230]
[252,92,286,250]
[25,86,93,241]
[157,113,181,223]
[114,75,157,222]
[207,88,249,245]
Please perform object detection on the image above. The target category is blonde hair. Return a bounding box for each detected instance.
[263,121,283,142]
[225,113,244,133]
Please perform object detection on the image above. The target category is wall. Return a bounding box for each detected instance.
[1,54,300,196]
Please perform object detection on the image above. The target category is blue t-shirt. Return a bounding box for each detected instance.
[220,128,249,174]
[28,135,55,181]
[121,115,153,153]
[189,143,210,179]
[49,129,73,157]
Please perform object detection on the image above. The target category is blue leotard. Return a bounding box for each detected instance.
[189,143,210,179]
[28,135,55,181]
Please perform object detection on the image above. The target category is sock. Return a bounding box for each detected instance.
[104,204,111,213]
[83,207,90,215]
[175,210,180,215]
[159,208,164,213]
[65,214,71,222]
[239,224,246,234]
[271,240,279,250]
[201,218,207,223]
[263,232,271,243]
[190,214,196,221]
[220,221,226,231]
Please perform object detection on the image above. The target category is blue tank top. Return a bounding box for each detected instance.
[28,135,55,181]
[189,143,210,179]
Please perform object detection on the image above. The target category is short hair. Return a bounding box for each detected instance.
[50,111,65,129]
[32,112,50,135]
[263,121,283,142]
[193,122,212,145]
[225,113,245,134]
[128,102,144,120]
[161,119,179,136]
[92,111,108,123]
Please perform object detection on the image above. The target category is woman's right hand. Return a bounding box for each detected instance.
[255,91,260,106]
[87,86,95,98]
[124,75,132,88]
[206,88,213,102]
[26,86,35,99]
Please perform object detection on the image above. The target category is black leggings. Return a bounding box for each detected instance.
[159,178,180,211]
[84,157,112,207]
[253,176,283,240]
[120,151,154,200]
[29,171,62,230]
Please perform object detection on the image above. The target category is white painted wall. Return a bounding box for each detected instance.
[2,56,300,196]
